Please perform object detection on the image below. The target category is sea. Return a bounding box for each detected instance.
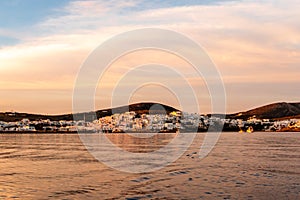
[0,132,299,200]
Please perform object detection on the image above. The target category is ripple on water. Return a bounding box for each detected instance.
[0,133,300,199]
[169,170,189,176]
[126,197,141,200]
[131,176,151,183]
[49,187,96,198]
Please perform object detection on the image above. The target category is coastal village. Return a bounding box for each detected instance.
[1,110,300,133]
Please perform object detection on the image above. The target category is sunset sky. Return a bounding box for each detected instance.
[0,0,300,114]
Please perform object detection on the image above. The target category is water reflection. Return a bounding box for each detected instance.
[0,133,299,199]
[105,133,176,153]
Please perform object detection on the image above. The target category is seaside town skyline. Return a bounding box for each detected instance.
[1,109,300,133]
[1,0,300,115]
[1,102,300,133]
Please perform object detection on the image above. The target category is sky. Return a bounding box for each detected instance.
[0,0,300,114]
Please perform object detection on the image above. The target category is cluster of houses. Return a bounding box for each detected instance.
[0,118,87,133]
[1,111,300,133]
[99,111,191,133]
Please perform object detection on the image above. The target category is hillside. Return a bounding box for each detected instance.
[0,102,179,122]
[229,102,300,120]
[1,102,300,122]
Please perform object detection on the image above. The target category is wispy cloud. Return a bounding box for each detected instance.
[0,0,300,113]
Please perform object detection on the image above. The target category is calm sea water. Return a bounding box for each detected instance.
[0,132,299,200]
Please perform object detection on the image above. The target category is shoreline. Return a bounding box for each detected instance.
[1,130,300,134]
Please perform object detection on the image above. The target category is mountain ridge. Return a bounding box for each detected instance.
[1,102,300,122]
[0,102,179,122]
[228,102,300,120]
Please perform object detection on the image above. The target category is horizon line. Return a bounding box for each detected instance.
[1,101,300,116]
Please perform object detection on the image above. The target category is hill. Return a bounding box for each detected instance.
[0,102,179,122]
[1,102,300,122]
[228,102,300,120]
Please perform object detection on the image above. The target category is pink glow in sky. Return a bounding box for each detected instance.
[0,0,299,114]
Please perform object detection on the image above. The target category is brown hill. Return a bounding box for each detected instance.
[229,102,300,120]
[2,102,300,122]
[0,102,179,122]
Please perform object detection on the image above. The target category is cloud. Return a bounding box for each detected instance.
[0,0,300,113]
[38,0,140,33]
